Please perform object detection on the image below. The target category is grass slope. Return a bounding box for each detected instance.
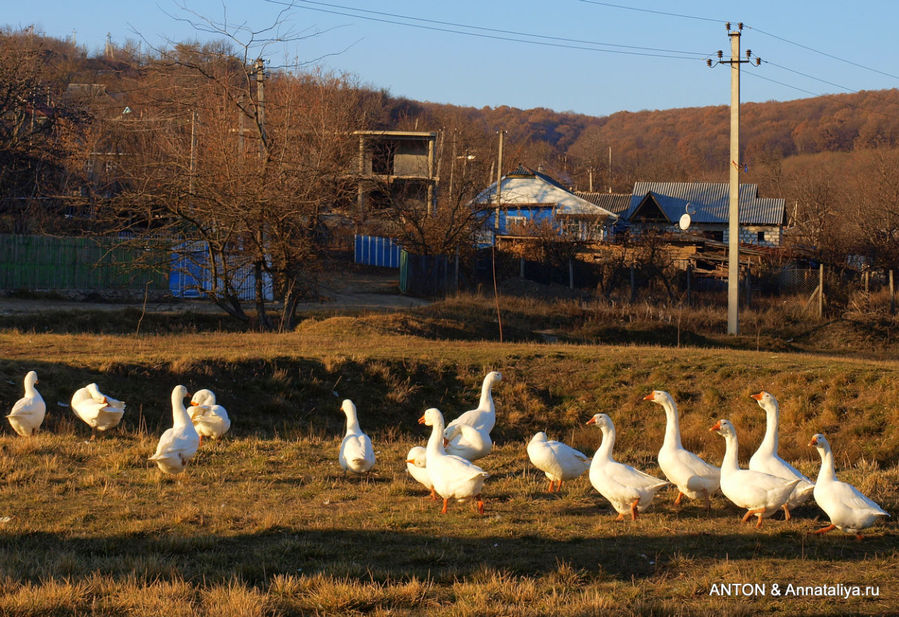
[0,327,897,615]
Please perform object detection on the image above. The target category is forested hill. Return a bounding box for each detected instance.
[391,89,899,192]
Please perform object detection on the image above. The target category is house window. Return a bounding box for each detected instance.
[506,215,527,233]
[757,231,765,243]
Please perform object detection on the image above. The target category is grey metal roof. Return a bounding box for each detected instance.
[623,182,785,226]
[574,192,633,216]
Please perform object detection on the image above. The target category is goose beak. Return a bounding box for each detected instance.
[642,392,655,401]
[809,436,818,447]
[585,417,596,425]
[417,415,426,424]
[443,438,449,447]
[190,401,200,406]
[709,420,722,432]
[750,392,764,400]
[406,458,416,464]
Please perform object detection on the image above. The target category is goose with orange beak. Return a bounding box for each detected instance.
[526,431,590,493]
[808,433,888,539]
[643,390,719,509]
[709,418,799,528]
[587,413,669,520]
[189,389,231,445]
[405,446,437,500]
[419,408,488,514]
[747,391,814,514]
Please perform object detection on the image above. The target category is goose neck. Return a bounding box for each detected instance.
[815,447,837,483]
[596,425,615,461]
[171,394,191,427]
[721,432,741,473]
[661,399,683,449]
[759,403,780,453]
[478,377,495,411]
[344,410,362,435]
[426,418,447,458]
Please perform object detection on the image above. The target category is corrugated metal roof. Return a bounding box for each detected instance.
[623,182,785,226]
[574,192,633,215]
[474,168,618,219]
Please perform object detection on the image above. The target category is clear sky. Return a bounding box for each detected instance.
[7,1,898,117]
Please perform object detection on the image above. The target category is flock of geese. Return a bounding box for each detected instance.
[6,369,890,539]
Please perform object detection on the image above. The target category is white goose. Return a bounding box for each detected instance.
[338,399,376,474]
[419,407,488,514]
[644,390,720,508]
[7,370,46,436]
[446,371,502,434]
[587,414,669,520]
[444,422,492,461]
[809,433,889,539]
[149,385,200,474]
[526,431,590,493]
[710,418,800,527]
[748,391,815,514]
[405,445,436,499]
[71,383,126,438]
[189,389,231,444]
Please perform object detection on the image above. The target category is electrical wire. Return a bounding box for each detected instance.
[274,0,713,59]
[745,25,899,81]
[577,0,727,24]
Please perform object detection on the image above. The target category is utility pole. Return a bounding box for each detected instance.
[608,146,612,193]
[495,130,505,238]
[708,23,761,335]
[254,58,266,158]
[189,109,198,196]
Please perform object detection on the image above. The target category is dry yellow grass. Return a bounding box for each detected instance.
[0,329,897,615]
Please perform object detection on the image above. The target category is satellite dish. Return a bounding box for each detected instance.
[678,213,692,231]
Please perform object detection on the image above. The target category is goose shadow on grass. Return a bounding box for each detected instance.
[1,526,894,587]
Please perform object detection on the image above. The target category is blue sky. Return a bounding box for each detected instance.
[7,1,898,117]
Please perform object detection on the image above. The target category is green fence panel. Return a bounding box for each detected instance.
[0,234,169,293]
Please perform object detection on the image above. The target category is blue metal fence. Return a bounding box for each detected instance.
[354,235,401,268]
[169,242,272,301]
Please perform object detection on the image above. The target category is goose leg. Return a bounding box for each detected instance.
[782,504,791,521]
[441,498,449,514]
[615,512,625,521]
[429,488,438,501]
[547,479,555,492]
[558,480,564,491]
[630,499,640,521]
[476,495,485,515]
[812,524,836,535]
[674,491,684,506]
[741,509,756,524]
[198,435,204,447]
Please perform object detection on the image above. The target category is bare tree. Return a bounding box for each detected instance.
[103,11,371,330]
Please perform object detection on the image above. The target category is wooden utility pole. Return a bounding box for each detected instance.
[708,23,760,335]
[495,130,505,236]
[254,58,266,158]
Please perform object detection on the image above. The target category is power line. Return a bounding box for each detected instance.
[275,0,713,59]
[578,0,727,24]
[745,25,899,81]
[763,60,856,94]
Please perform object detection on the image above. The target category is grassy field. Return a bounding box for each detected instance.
[1,318,897,615]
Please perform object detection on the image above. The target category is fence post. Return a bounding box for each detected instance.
[818,263,824,319]
[890,270,896,315]
[568,258,574,290]
[629,265,636,303]
[686,265,692,307]
[519,256,525,279]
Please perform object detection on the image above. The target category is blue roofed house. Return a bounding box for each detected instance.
[472,165,618,244]
[622,182,786,246]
